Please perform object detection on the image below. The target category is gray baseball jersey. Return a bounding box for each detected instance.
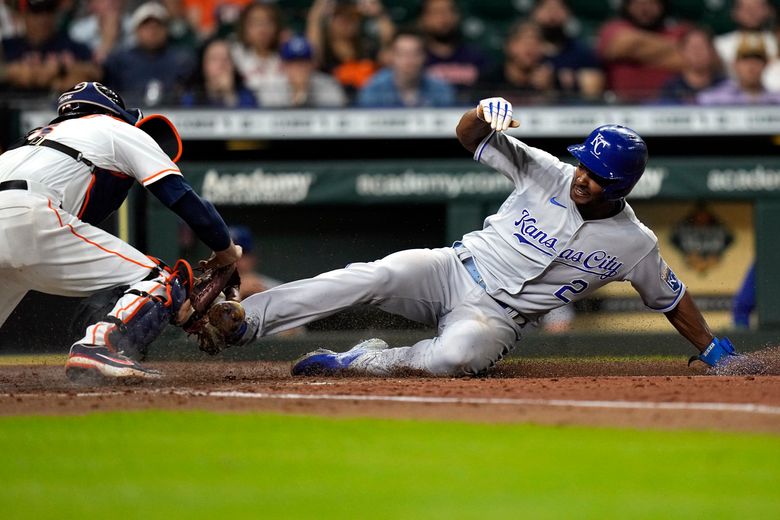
[463,130,684,319]
[238,130,686,376]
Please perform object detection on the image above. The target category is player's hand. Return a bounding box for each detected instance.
[477,97,520,132]
[201,243,242,270]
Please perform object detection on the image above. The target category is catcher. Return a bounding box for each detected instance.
[0,82,241,382]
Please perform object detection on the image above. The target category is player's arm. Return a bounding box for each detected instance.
[627,249,737,368]
[664,292,738,368]
[456,98,519,154]
[146,175,240,267]
[112,122,240,266]
[456,108,491,154]
[663,292,713,350]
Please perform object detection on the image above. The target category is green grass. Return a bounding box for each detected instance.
[0,412,778,519]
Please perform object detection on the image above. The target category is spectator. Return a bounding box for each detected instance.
[418,0,490,97]
[530,0,604,102]
[481,21,555,105]
[2,0,100,92]
[732,262,756,329]
[306,0,394,96]
[161,0,199,48]
[104,1,195,106]
[228,225,282,300]
[597,0,689,102]
[659,27,726,104]
[184,0,251,39]
[698,34,780,104]
[263,35,346,108]
[715,0,777,77]
[230,2,284,107]
[68,0,132,64]
[0,0,24,40]
[357,29,455,107]
[180,37,257,107]
[763,23,780,90]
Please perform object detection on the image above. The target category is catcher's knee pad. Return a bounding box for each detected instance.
[74,260,192,357]
[104,263,190,352]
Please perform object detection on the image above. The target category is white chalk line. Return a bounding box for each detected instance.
[3,390,780,416]
[205,391,780,416]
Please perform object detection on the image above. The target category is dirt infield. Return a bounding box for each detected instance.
[1,357,779,434]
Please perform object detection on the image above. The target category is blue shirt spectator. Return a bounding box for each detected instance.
[419,0,490,98]
[657,27,725,105]
[358,30,455,108]
[104,2,195,106]
[358,68,455,107]
[531,0,604,101]
[2,0,99,92]
[697,35,780,105]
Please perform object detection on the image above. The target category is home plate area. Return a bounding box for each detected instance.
[1,356,779,434]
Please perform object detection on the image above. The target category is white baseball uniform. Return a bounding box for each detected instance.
[0,115,182,342]
[240,131,685,375]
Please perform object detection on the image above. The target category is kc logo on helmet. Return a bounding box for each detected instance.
[590,133,608,156]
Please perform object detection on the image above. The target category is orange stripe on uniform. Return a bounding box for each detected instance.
[141,168,180,185]
[77,173,97,219]
[46,200,156,270]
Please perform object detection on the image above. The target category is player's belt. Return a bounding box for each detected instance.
[0,179,63,206]
[0,180,28,192]
[453,246,526,326]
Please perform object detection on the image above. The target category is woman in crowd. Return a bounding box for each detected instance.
[306,0,394,97]
[181,37,257,107]
[230,2,285,106]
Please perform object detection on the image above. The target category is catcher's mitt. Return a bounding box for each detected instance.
[181,263,242,354]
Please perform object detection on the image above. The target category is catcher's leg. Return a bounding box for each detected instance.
[0,276,28,328]
[65,261,191,382]
[3,197,190,381]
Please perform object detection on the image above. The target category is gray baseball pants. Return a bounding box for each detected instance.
[240,247,523,375]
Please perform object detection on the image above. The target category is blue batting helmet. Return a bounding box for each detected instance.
[56,82,143,125]
[567,125,648,200]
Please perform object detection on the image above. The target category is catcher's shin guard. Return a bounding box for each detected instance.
[72,260,192,359]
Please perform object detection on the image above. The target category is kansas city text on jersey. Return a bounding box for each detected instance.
[513,208,623,279]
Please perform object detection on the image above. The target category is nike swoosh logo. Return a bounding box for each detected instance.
[549,196,567,208]
[95,352,136,366]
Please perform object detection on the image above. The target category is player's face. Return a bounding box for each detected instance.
[570,164,608,206]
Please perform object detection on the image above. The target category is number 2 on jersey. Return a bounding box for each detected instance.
[554,279,588,303]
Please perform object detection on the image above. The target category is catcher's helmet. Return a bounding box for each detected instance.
[567,125,648,200]
[56,82,143,125]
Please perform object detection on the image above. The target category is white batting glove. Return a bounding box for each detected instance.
[477,97,516,132]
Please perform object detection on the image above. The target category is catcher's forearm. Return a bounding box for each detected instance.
[169,190,231,252]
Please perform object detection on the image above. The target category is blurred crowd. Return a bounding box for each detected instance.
[3,0,780,108]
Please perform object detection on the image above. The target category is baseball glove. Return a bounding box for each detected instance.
[181,263,242,354]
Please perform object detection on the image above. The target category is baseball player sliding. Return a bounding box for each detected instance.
[0,82,241,382]
[208,97,738,375]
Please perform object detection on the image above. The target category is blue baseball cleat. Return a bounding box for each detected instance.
[291,338,388,376]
